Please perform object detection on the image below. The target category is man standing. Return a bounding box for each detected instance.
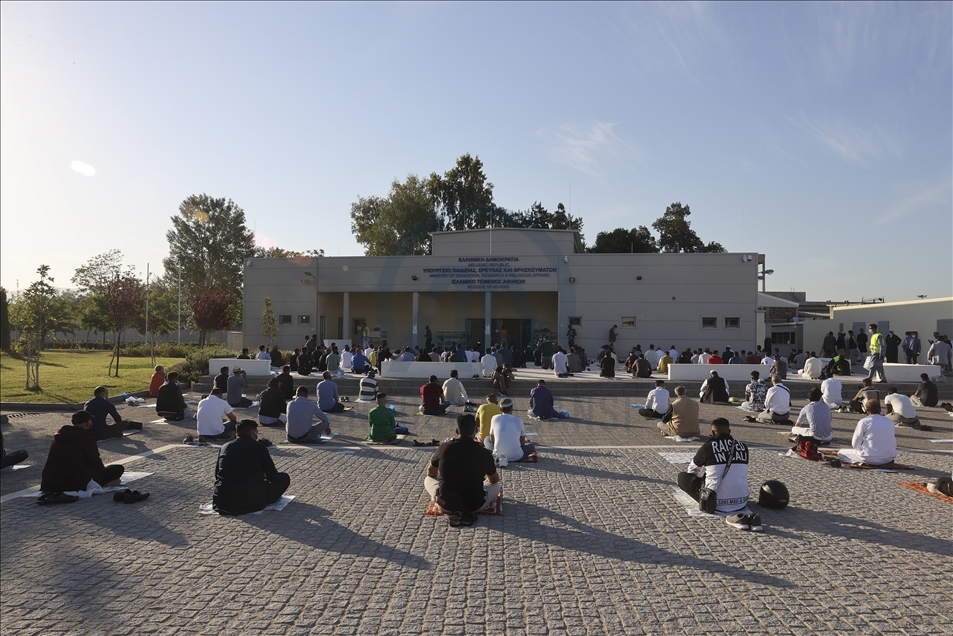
[608,324,617,346]
[885,330,902,364]
[368,393,408,442]
[639,380,670,419]
[856,328,868,362]
[677,418,756,530]
[837,401,897,466]
[486,398,536,462]
[425,325,433,350]
[420,375,450,415]
[902,332,921,364]
[39,411,125,501]
[658,386,699,438]
[196,388,238,440]
[362,324,370,350]
[317,372,345,413]
[866,324,887,383]
[757,375,791,424]
[847,330,859,365]
[286,387,332,443]
[528,379,559,420]
[84,386,140,440]
[212,419,290,515]
[424,414,501,527]
[156,372,194,421]
[822,332,836,358]
[227,367,253,408]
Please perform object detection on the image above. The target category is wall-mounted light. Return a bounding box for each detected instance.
[569,277,576,283]
[412,275,418,281]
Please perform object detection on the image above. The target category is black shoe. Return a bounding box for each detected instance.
[113,489,131,503]
[183,435,194,444]
[448,512,462,527]
[124,490,149,504]
[37,492,79,505]
[459,511,477,526]
[259,438,273,447]
[127,422,143,431]
[748,514,763,532]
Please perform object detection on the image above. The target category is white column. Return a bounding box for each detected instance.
[343,292,350,345]
[412,291,419,348]
[485,291,492,347]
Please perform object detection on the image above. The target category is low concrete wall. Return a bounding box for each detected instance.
[668,362,941,383]
[209,358,273,376]
[381,360,483,379]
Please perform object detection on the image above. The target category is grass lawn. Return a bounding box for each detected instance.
[0,350,186,404]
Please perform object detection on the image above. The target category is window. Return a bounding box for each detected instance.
[702,317,717,329]
[298,315,311,325]
[569,316,582,326]
[279,314,292,325]
[621,316,636,328]
[725,317,740,328]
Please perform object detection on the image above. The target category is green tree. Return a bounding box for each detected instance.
[428,154,496,231]
[587,226,659,253]
[8,265,61,390]
[190,285,236,348]
[163,194,256,321]
[351,174,438,256]
[261,296,278,348]
[651,202,726,253]
[102,272,146,376]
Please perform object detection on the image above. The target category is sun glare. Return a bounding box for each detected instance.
[70,160,96,177]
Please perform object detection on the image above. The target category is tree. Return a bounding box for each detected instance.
[351,175,438,256]
[102,272,146,376]
[651,202,726,254]
[428,154,496,231]
[136,275,179,360]
[163,194,256,322]
[190,285,236,348]
[261,297,278,348]
[588,226,659,253]
[253,247,325,258]
[8,265,61,390]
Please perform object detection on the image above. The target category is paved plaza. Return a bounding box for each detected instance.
[2,386,952,635]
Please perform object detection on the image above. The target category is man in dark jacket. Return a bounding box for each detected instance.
[257,377,287,427]
[212,419,290,515]
[214,366,230,391]
[40,411,124,495]
[156,373,193,420]
[276,365,295,400]
[84,386,140,440]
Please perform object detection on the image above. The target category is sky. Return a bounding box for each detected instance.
[2,2,951,303]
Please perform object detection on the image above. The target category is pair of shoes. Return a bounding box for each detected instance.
[826,458,842,468]
[126,422,143,431]
[37,492,79,505]
[742,416,757,423]
[459,511,477,526]
[448,512,462,527]
[113,489,150,504]
[725,513,763,532]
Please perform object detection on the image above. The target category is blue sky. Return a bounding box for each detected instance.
[2,2,950,302]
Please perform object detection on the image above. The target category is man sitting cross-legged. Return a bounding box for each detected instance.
[475,394,502,443]
[639,380,670,419]
[442,369,477,408]
[286,387,332,444]
[911,373,938,408]
[677,417,758,531]
[257,378,288,427]
[837,400,897,466]
[196,388,238,440]
[420,375,450,415]
[756,375,792,425]
[790,387,834,451]
[485,398,536,463]
[528,379,560,420]
[424,413,502,527]
[156,372,194,421]
[212,419,290,516]
[847,378,880,414]
[84,386,141,440]
[368,393,409,443]
[317,371,346,413]
[658,386,700,438]
[39,410,125,503]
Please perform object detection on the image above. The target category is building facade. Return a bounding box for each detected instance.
[242,228,761,355]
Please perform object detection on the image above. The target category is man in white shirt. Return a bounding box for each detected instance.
[644,345,659,370]
[340,345,353,372]
[197,388,237,439]
[757,375,791,424]
[699,349,712,364]
[837,401,897,466]
[486,398,535,463]
[800,353,823,380]
[790,387,833,443]
[285,386,331,444]
[821,373,843,408]
[761,353,775,367]
[481,349,497,378]
[638,380,670,419]
[883,388,921,427]
[442,369,475,407]
[552,347,570,378]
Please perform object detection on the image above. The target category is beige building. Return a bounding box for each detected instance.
[242,228,761,355]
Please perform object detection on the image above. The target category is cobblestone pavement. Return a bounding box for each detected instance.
[2,396,952,635]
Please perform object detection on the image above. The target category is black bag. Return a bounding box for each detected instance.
[698,440,735,514]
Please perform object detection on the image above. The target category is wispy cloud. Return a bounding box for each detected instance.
[876,175,952,225]
[538,121,649,178]
[788,114,901,166]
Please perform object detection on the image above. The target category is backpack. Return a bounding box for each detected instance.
[797,439,822,461]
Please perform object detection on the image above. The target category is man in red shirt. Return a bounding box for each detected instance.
[707,352,724,364]
[149,365,166,397]
[420,375,450,415]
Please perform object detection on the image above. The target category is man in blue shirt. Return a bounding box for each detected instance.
[317,372,345,413]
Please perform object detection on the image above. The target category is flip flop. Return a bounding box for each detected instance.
[448,512,463,527]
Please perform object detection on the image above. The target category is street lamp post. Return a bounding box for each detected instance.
[759,267,774,293]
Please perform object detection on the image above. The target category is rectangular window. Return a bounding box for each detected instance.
[569,316,581,326]
[298,315,311,325]
[702,317,717,328]
[621,316,636,328]
[725,317,740,328]
[279,315,292,325]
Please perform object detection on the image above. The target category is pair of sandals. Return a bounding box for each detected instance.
[113,489,150,504]
[447,510,477,527]
[412,439,442,447]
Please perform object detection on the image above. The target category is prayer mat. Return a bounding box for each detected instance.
[199,495,295,515]
[424,491,502,516]
[672,488,753,518]
[279,433,339,445]
[0,464,31,473]
[664,435,700,442]
[819,450,913,470]
[630,404,646,409]
[359,434,408,446]
[98,430,140,443]
[899,482,953,504]
[21,472,152,499]
[149,418,174,424]
[657,452,697,465]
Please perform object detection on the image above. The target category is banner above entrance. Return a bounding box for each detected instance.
[422,256,558,291]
